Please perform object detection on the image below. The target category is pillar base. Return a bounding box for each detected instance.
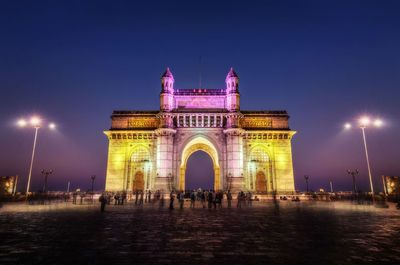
[153,177,176,192]
[225,177,245,192]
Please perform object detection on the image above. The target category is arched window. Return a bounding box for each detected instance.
[249,147,269,162]
[131,147,150,162]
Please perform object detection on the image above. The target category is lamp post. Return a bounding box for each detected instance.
[91,175,96,193]
[90,175,96,203]
[344,117,382,203]
[41,169,53,193]
[304,175,310,193]
[382,175,388,197]
[347,168,359,194]
[18,117,55,198]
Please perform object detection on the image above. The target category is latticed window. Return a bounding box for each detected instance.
[131,147,150,162]
[249,148,269,162]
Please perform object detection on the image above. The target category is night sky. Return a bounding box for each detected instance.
[1,0,399,192]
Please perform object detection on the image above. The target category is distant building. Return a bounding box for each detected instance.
[385,176,400,196]
[104,68,296,193]
[0,176,15,196]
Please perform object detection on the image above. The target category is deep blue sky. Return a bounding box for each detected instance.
[1,0,399,192]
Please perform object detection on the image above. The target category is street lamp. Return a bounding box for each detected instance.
[17,116,56,198]
[41,169,53,193]
[347,168,359,194]
[344,116,383,202]
[304,175,310,193]
[91,175,96,193]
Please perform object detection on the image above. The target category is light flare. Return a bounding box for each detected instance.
[373,119,383,127]
[17,119,27,127]
[30,117,41,126]
[359,117,370,127]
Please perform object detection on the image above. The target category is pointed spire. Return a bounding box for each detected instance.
[226,67,238,79]
[162,67,174,79]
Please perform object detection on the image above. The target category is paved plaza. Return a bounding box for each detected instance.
[1,200,400,265]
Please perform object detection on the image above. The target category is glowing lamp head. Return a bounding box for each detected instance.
[359,117,370,127]
[30,117,41,126]
[373,119,383,127]
[17,119,27,127]
[344,123,351,129]
[49,123,56,129]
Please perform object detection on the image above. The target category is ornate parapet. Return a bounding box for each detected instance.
[174,111,227,128]
[110,111,159,130]
[241,110,289,130]
[241,118,272,129]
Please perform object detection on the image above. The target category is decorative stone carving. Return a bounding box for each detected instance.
[128,119,158,128]
[241,118,272,128]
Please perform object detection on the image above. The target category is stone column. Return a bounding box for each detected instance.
[223,128,245,191]
[154,128,176,191]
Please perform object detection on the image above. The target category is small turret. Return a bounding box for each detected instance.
[160,67,175,112]
[225,67,239,93]
[225,67,240,112]
[161,67,174,93]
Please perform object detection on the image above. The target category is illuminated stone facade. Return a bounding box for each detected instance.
[104,68,296,193]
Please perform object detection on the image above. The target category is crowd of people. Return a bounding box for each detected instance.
[97,189,260,212]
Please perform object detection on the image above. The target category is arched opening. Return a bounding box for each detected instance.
[185,150,214,190]
[179,137,220,191]
[248,146,272,192]
[129,146,151,191]
[255,171,267,192]
[132,171,144,191]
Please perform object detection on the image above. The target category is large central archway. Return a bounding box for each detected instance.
[179,137,220,191]
[185,151,214,190]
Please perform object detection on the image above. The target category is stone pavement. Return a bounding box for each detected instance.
[1,200,400,265]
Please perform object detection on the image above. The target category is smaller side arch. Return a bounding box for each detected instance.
[129,145,151,191]
[247,144,273,192]
[132,171,144,191]
[255,171,267,192]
